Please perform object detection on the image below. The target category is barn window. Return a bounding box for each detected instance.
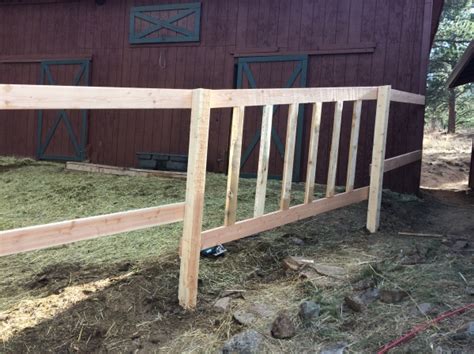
[129,2,201,44]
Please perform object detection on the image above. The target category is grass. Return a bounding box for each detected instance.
[0,157,473,353]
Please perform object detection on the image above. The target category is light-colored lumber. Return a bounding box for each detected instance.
[0,203,185,257]
[346,100,362,191]
[254,105,273,217]
[66,161,187,179]
[201,187,369,250]
[224,106,245,226]
[280,103,299,210]
[383,150,422,172]
[326,101,344,197]
[304,102,323,203]
[367,86,392,233]
[397,232,443,239]
[178,89,212,309]
[0,84,193,110]
[210,87,378,108]
[390,89,425,105]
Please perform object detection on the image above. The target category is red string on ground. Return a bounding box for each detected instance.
[377,303,474,354]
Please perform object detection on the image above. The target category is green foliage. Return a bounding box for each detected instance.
[426,0,474,130]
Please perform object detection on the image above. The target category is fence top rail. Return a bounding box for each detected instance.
[0,84,424,110]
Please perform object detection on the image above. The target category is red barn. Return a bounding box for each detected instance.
[0,0,443,193]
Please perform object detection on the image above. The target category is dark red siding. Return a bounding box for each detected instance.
[0,0,442,193]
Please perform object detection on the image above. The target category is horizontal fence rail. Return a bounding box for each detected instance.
[0,83,425,309]
[0,203,185,257]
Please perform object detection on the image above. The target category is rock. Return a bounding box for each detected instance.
[360,288,380,304]
[222,329,263,353]
[282,256,312,271]
[249,303,275,319]
[465,287,474,296]
[319,342,348,354]
[344,295,366,312]
[351,278,375,291]
[452,240,469,251]
[311,264,347,279]
[233,310,257,325]
[409,302,433,316]
[379,289,409,303]
[222,289,246,299]
[271,312,296,339]
[290,237,305,246]
[466,321,474,336]
[214,297,231,312]
[299,301,320,324]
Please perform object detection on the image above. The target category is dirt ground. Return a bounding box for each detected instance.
[421,130,473,190]
[0,152,473,353]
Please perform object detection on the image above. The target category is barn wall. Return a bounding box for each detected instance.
[0,0,437,193]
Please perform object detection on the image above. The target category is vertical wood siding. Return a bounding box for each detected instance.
[0,0,439,193]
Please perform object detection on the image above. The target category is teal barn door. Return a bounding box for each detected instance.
[36,59,90,161]
[235,55,308,181]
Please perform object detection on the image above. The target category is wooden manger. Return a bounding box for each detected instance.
[0,84,425,309]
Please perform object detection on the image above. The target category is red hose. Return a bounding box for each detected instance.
[377,303,474,354]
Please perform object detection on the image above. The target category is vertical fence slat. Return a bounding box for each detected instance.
[304,102,322,203]
[280,103,299,210]
[224,106,245,226]
[178,89,212,309]
[326,101,344,197]
[345,100,362,192]
[367,86,391,233]
[254,104,273,217]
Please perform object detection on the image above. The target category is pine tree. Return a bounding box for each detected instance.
[426,0,474,133]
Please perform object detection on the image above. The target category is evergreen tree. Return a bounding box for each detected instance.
[426,0,474,132]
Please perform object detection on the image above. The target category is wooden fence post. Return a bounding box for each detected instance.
[178,88,211,309]
[304,102,322,203]
[224,106,245,226]
[280,103,299,210]
[367,85,391,233]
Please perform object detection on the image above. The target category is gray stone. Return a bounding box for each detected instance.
[222,329,263,353]
[233,310,256,325]
[214,297,231,312]
[452,240,469,251]
[466,287,474,296]
[299,301,320,323]
[290,237,305,246]
[379,289,409,303]
[319,342,348,354]
[466,321,474,336]
[410,302,433,316]
[249,303,275,319]
[358,288,380,305]
[271,312,296,339]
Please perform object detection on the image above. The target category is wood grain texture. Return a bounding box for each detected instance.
[224,106,245,226]
[326,101,344,197]
[0,203,185,257]
[383,150,422,172]
[178,89,211,309]
[367,86,391,233]
[280,103,299,210]
[201,186,369,249]
[0,84,193,110]
[304,102,322,203]
[254,105,273,217]
[346,100,362,191]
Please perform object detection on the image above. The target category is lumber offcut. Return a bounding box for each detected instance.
[66,162,186,179]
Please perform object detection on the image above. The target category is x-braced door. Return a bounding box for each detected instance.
[236,55,308,181]
[36,59,90,161]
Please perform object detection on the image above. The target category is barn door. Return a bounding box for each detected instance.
[36,59,90,161]
[235,55,308,181]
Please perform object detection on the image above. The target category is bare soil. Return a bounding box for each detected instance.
[421,130,472,190]
[0,156,473,353]
[1,196,473,352]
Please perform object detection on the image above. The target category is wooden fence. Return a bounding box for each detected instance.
[0,84,424,309]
